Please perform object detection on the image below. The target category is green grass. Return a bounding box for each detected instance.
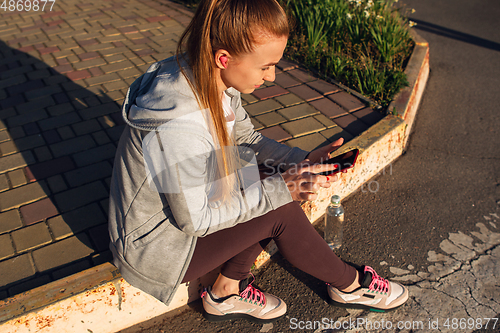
[285,0,414,109]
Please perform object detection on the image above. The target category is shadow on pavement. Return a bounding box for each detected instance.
[411,18,500,52]
[0,39,126,300]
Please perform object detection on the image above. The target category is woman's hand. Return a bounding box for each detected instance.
[306,138,344,164]
[281,161,340,202]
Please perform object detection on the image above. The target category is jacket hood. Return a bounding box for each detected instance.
[122,55,238,132]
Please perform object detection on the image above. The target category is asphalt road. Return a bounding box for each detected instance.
[127,0,500,332]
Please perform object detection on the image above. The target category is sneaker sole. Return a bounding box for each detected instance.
[203,311,286,324]
[328,298,406,313]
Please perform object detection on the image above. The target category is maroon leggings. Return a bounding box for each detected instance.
[181,201,357,290]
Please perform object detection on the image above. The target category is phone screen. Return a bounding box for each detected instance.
[319,149,359,176]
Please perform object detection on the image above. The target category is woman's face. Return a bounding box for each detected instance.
[218,35,288,94]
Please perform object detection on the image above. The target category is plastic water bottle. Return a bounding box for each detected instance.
[324,195,344,250]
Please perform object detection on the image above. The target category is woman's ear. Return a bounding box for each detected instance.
[215,50,230,69]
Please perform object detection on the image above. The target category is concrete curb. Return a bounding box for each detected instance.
[0,31,429,333]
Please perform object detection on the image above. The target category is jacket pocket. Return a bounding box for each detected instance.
[129,211,171,249]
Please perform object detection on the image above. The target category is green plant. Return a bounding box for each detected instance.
[285,0,414,108]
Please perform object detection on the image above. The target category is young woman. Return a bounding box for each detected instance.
[108,0,408,324]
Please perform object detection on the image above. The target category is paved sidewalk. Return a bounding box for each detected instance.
[0,0,383,301]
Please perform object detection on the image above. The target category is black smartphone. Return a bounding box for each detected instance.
[319,149,359,176]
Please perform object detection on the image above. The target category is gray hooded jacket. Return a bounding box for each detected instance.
[108,55,309,305]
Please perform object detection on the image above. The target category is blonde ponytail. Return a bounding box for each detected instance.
[176,0,290,203]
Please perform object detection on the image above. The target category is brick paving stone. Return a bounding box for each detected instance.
[47,175,68,194]
[0,130,10,143]
[287,69,316,83]
[50,135,96,158]
[54,181,108,212]
[0,182,46,212]
[26,68,52,81]
[79,102,121,120]
[0,234,15,260]
[104,54,128,64]
[255,112,287,127]
[275,93,304,107]
[306,80,341,95]
[281,117,326,138]
[34,146,52,162]
[48,203,106,240]
[11,222,52,252]
[0,94,26,110]
[314,114,337,128]
[41,129,61,145]
[103,80,129,92]
[84,72,121,86]
[134,49,156,57]
[6,79,44,96]
[274,72,300,89]
[38,112,81,131]
[332,114,369,137]
[15,134,46,152]
[20,198,58,225]
[285,132,327,152]
[7,275,51,297]
[0,141,18,155]
[32,233,94,272]
[52,260,92,281]
[0,74,28,91]
[258,126,291,142]
[15,95,55,115]
[0,254,35,286]
[119,26,140,34]
[23,123,40,136]
[89,67,104,77]
[243,99,282,117]
[47,102,75,116]
[91,131,112,145]
[66,69,92,81]
[26,156,75,181]
[252,85,288,100]
[0,151,35,174]
[352,107,384,126]
[320,126,354,143]
[2,66,33,81]
[78,52,100,61]
[309,98,348,118]
[0,174,8,192]
[7,169,27,187]
[287,84,323,102]
[278,103,319,121]
[250,118,264,131]
[64,161,112,187]
[97,46,131,57]
[73,58,107,71]
[327,91,365,112]
[0,209,23,234]
[117,67,142,79]
[71,119,101,136]
[88,224,111,252]
[146,16,172,23]
[84,96,101,108]
[77,38,99,47]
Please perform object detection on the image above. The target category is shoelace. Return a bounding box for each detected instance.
[240,275,266,307]
[365,266,389,294]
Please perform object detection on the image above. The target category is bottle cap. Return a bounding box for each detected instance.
[331,195,341,204]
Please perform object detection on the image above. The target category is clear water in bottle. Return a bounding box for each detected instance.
[324,195,344,250]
